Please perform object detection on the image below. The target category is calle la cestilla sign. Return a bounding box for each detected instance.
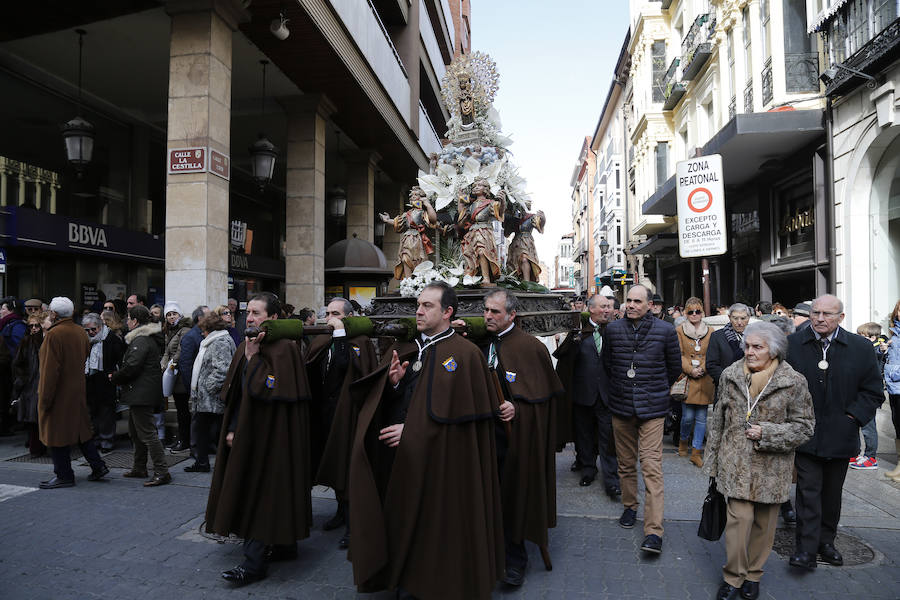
[167,147,230,180]
[676,153,727,258]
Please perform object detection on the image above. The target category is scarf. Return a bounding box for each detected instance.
[722,322,743,347]
[680,320,709,341]
[191,329,230,394]
[85,324,110,375]
[742,358,780,400]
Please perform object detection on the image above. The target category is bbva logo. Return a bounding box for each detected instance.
[68,223,108,248]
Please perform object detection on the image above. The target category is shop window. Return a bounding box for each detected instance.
[773,176,815,264]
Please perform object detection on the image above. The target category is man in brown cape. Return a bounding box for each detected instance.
[306,296,376,549]
[37,296,109,488]
[482,289,563,587]
[205,292,313,586]
[348,281,504,600]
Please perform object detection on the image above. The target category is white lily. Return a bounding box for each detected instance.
[414,260,434,274]
[463,274,482,286]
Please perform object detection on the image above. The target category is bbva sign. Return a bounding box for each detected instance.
[68,223,108,248]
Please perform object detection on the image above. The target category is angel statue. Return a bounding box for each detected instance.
[458,178,505,284]
[505,208,545,282]
[379,187,439,280]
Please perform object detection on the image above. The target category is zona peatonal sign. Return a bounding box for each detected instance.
[675,154,727,258]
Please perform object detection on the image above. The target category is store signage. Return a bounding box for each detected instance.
[209,150,230,180]
[230,220,247,248]
[0,249,6,274]
[167,147,207,174]
[676,154,727,258]
[69,223,108,248]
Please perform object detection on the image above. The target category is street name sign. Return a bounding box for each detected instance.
[676,153,727,258]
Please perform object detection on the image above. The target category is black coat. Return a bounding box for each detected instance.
[111,323,165,408]
[786,326,884,459]
[602,313,681,420]
[86,333,127,407]
[555,323,610,408]
[706,327,744,387]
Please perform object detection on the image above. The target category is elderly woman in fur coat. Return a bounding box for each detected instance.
[185,311,236,473]
[703,321,815,600]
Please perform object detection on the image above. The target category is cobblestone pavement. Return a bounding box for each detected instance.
[0,406,898,599]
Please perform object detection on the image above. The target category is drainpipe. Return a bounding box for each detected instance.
[825,96,835,293]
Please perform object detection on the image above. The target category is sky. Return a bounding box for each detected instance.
[469,0,631,271]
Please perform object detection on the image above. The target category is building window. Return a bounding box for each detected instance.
[655,142,669,189]
[616,225,622,245]
[652,40,667,103]
[784,0,818,93]
[742,6,752,81]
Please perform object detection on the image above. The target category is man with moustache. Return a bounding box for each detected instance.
[348,281,504,600]
[602,284,681,555]
[555,294,621,498]
[786,294,883,570]
[481,289,563,587]
[205,292,313,586]
[305,296,376,549]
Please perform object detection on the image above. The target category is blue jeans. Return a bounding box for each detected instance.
[680,403,708,450]
[861,417,878,457]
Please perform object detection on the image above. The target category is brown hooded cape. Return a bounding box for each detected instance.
[491,325,564,548]
[205,338,313,545]
[306,332,377,495]
[348,332,504,600]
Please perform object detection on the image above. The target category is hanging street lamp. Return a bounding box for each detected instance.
[61,29,95,173]
[249,60,278,191]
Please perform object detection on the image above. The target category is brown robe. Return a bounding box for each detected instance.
[38,318,92,447]
[306,332,377,495]
[348,333,504,600]
[552,324,595,449]
[205,338,313,546]
[490,325,563,548]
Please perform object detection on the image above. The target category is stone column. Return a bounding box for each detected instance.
[164,0,247,311]
[282,94,335,311]
[344,150,380,243]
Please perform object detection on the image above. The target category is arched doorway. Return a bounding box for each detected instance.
[870,133,900,325]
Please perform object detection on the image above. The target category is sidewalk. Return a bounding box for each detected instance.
[0,407,898,600]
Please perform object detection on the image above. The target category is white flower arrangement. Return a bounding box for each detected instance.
[398,260,481,298]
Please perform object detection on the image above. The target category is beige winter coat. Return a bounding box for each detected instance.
[703,358,815,504]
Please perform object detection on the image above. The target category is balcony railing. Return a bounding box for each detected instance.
[744,79,754,113]
[785,52,820,93]
[825,17,899,95]
[681,13,714,80]
[662,57,686,110]
[762,57,773,106]
[729,96,736,120]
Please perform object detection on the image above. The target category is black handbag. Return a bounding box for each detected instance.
[697,477,727,541]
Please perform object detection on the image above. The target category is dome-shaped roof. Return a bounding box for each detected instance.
[324,234,393,275]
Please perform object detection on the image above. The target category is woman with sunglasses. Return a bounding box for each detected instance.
[675,297,715,467]
[12,313,47,456]
[83,313,127,453]
[214,305,242,348]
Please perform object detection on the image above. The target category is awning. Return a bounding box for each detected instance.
[642,110,824,216]
[630,233,678,256]
[809,0,850,33]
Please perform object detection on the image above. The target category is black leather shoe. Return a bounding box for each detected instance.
[789,551,817,570]
[338,532,350,549]
[606,486,622,499]
[87,465,110,481]
[818,543,843,566]
[221,565,266,586]
[323,511,346,531]
[143,473,172,487]
[716,582,739,600]
[502,566,525,586]
[184,462,210,473]
[640,534,662,554]
[169,442,189,452]
[264,545,298,562]
[739,580,760,600]
[39,476,75,489]
[122,469,149,478]
[579,475,594,487]
[780,501,796,525]
[618,508,637,529]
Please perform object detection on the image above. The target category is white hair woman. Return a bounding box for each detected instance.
[703,321,815,600]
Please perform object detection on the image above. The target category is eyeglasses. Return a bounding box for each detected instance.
[28,324,41,330]
[84,327,98,333]
[810,311,841,318]
[221,310,231,316]
[103,305,115,311]
[686,309,703,315]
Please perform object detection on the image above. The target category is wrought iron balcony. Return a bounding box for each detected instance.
[729,96,736,120]
[824,17,898,95]
[785,52,820,93]
[681,13,714,80]
[662,57,686,110]
[762,57,773,106]
[744,79,754,113]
